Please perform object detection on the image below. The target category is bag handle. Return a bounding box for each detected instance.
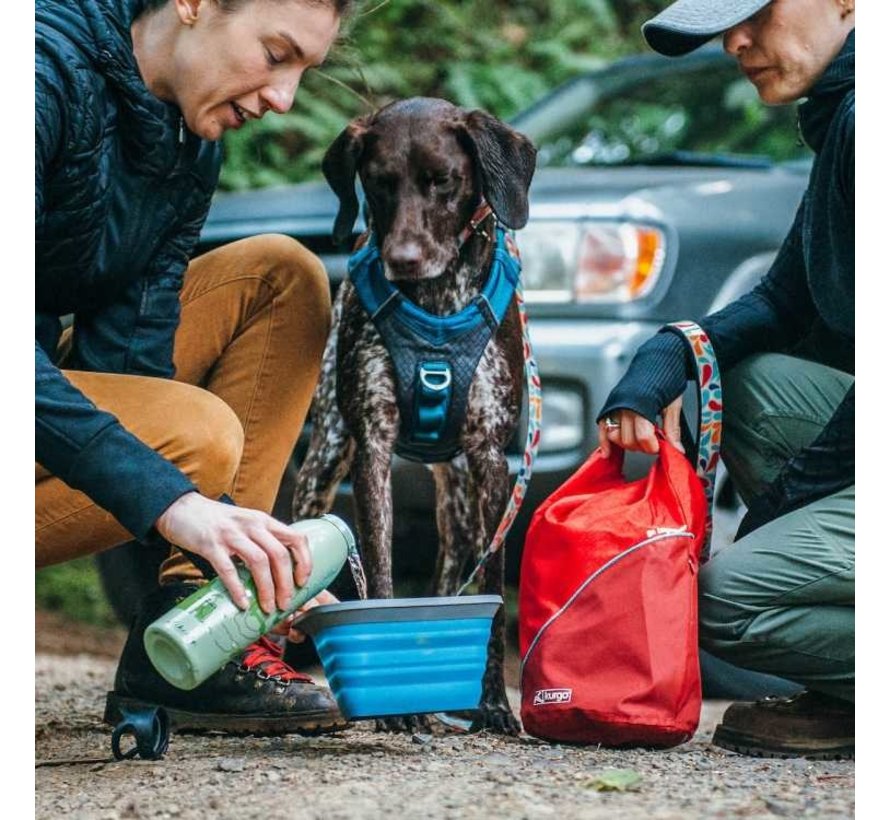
[663,321,723,558]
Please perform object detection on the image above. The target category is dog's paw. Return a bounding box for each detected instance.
[470,703,521,736]
[374,714,432,733]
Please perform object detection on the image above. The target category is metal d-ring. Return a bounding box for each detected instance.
[419,365,452,392]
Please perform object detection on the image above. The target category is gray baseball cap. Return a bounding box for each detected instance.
[642,0,771,56]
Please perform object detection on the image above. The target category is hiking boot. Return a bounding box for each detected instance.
[712,690,854,760]
[104,582,348,735]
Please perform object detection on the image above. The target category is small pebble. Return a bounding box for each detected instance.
[217,758,246,773]
[764,798,791,816]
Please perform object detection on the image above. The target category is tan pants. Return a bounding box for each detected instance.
[35,235,331,583]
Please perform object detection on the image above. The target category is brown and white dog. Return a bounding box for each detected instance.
[292,98,536,733]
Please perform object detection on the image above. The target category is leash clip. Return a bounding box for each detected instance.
[470,218,491,243]
[458,202,494,248]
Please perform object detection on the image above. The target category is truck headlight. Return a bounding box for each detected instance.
[516,220,667,303]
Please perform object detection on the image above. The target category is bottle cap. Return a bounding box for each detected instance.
[319,513,357,553]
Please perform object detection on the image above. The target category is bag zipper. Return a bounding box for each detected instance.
[520,530,696,677]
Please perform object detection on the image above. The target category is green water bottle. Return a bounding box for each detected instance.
[143,514,354,690]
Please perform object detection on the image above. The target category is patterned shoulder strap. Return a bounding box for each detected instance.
[665,321,723,559]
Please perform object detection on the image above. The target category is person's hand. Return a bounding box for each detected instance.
[270,589,340,644]
[155,492,312,614]
[598,396,685,457]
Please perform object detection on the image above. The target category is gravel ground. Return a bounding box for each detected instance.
[35,631,855,820]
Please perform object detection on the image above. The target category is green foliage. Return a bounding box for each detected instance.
[36,557,118,628]
[219,0,663,190]
[537,61,804,167]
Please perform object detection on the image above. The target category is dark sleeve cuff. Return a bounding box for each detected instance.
[67,423,198,540]
[597,330,691,424]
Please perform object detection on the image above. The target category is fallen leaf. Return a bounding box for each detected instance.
[586,769,643,792]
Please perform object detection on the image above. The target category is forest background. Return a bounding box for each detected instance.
[219,0,666,189]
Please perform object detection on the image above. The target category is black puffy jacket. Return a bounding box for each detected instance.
[36,0,222,539]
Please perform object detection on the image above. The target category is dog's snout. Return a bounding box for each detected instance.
[386,242,424,279]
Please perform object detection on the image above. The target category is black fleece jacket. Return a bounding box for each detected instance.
[598,31,855,536]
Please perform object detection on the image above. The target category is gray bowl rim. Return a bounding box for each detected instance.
[293,594,503,635]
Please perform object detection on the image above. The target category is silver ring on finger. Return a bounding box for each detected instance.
[603,417,620,431]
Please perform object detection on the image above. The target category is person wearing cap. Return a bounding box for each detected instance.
[596,0,854,759]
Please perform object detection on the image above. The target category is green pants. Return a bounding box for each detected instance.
[698,354,854,702]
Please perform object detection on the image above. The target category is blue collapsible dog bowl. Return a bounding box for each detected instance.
[293,596,502,719]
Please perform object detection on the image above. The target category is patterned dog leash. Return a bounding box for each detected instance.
[665,320,723,560]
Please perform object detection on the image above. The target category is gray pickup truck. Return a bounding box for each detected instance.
[98,46,809,621]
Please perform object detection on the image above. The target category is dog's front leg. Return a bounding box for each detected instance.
[350,440,396,600]
[350,431,430,733]
[431,458,475,597]
[466,447,521,736]
[475,545,520,735]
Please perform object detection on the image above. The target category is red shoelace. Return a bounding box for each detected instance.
[240,636,314,684]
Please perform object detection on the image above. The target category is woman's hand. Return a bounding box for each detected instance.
[271,589,341,644]
[155,492,313,614]
[598,396,685,457]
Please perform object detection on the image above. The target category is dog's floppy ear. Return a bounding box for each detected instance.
[457,110,538,230]
[322,119,369,246]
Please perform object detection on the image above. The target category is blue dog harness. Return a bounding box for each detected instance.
[348,224,522,463]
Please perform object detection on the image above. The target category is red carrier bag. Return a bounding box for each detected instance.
[518,322,722,747]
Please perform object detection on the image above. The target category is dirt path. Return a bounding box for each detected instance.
[36,628,854,820]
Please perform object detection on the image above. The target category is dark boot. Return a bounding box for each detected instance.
[104,582,347,735]
[712,690,854,760]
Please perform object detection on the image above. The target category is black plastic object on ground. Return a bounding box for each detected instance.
[111,705,170,761]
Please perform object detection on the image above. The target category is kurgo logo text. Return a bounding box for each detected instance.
[533,688,572,706]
